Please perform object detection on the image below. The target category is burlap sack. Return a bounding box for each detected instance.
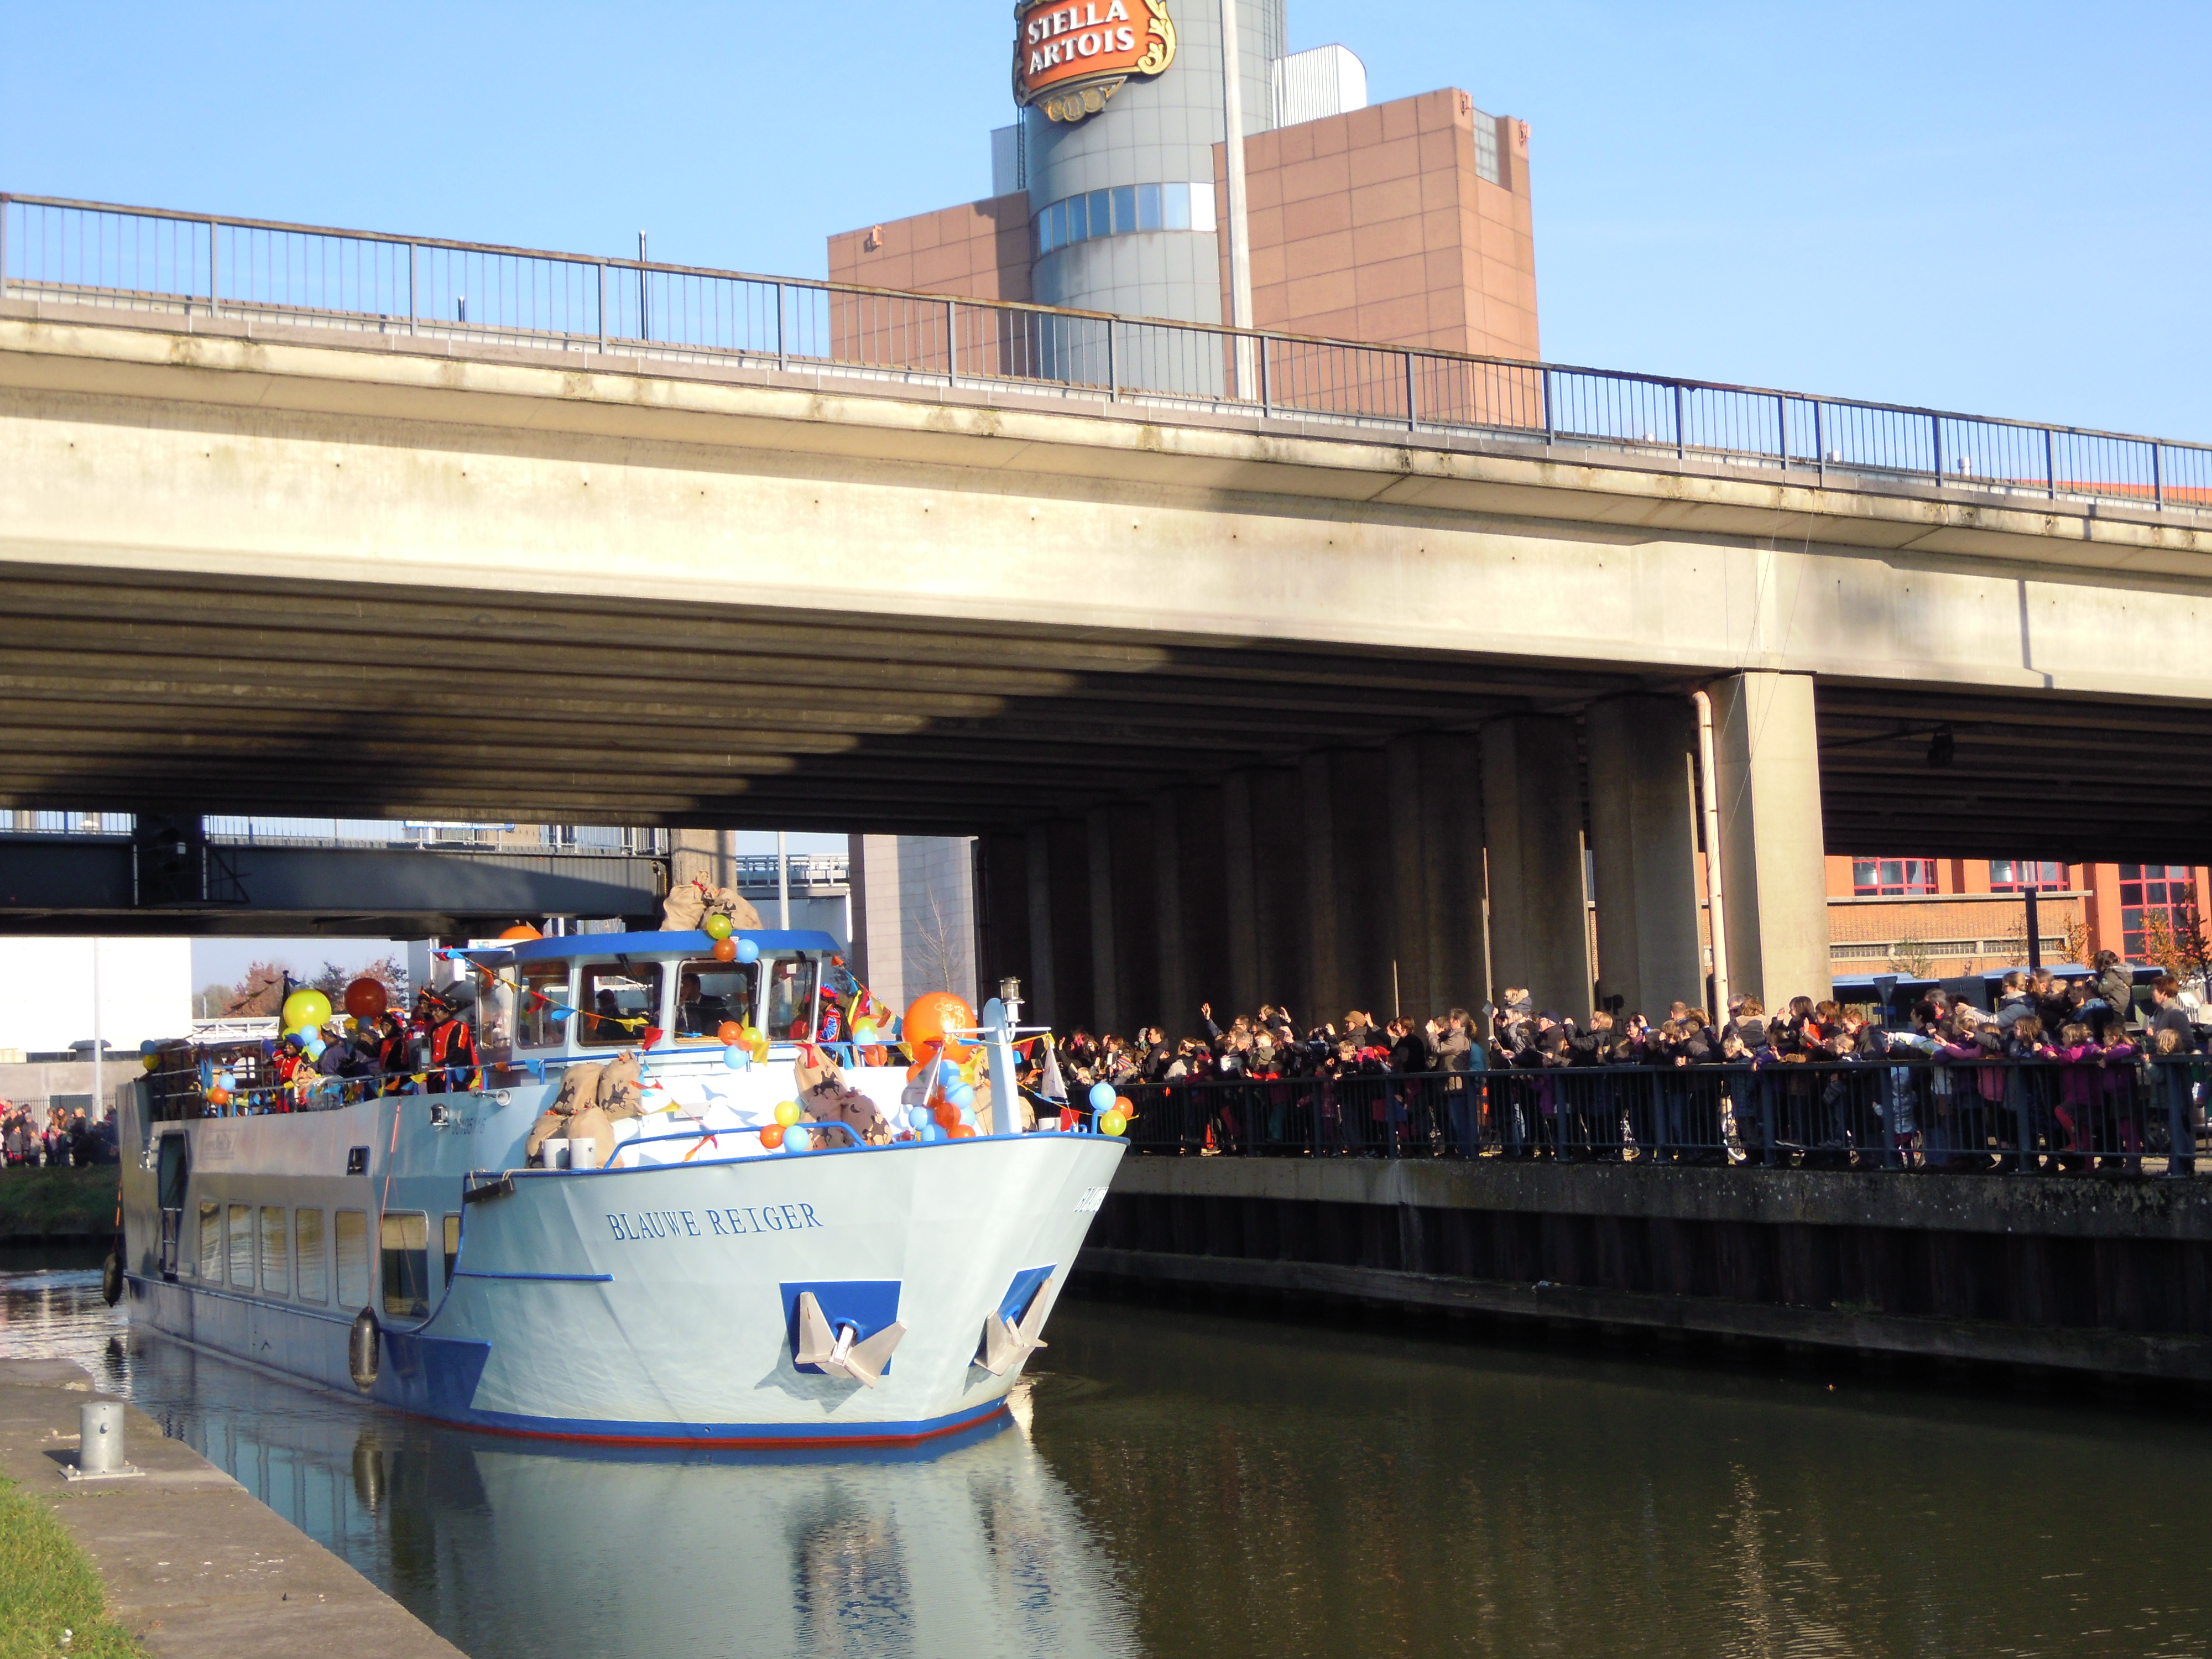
[800,1079,889,1146]
[551,1061,606,1117]
[596,1052,645,1118]
[661,878,765,932]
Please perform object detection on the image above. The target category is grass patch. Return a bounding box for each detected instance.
[0,1168,119,1240]
[0,1475,147,1658]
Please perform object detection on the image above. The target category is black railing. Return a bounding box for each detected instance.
[4,190,2207,517]
[1119,1058,2211,1177]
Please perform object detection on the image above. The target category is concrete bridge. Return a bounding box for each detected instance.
[2,195,2208,1030]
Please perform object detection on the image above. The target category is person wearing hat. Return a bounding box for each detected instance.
[424,982,482,1093]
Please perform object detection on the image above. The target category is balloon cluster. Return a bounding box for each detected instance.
[1087,1081,1133,1137]
[702,916,761,965]
[900,994,982,1142]
[717,1019,770,1070]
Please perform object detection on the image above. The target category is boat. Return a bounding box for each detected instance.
[113,928,1125,1447]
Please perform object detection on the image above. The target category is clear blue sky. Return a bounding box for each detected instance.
[3,2,2204,437]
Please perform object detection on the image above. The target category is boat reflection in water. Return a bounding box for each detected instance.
[14,1266,1134,1659]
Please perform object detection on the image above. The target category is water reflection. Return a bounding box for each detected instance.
[5,1256,2210,1658]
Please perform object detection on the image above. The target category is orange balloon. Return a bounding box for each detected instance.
[1114,1095,1134,1113]
[933,1103,961,1129]
[862,1045,889,1067]
[903,994,977,1062]
[717,1020,744,1044]
[711,936,737,962]
[499,924,544,942]
[759,1123,786,1150]
[343,977,389,1020]
[948,1123,976,1139]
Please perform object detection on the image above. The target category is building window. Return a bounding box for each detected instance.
[1851,858,1939,897]
[1034,180,1212,256]
[1989,860,2064,891]
[2119,864,2195,961]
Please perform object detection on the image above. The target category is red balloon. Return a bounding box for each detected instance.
[344,978,389,1019]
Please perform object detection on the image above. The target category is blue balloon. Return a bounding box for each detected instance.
[735,938,760,964]
[723,1045,747,1070]
[958,1107,975,1125]
[1088,1081,1115,1110]
[138,1039,159,1056]
[922,1123,943,1142]
[906,1106,932,1131]
[947,1082,975,1110]
[305,1040,326,1060]
[784,1125,810,1153]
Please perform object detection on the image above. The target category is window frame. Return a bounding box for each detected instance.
[1851,857,1939,898]
[672,958,760,1042]
[197,1199,221,1281]
[259,1205,289,1298]
[576,961,664,1049]
[335,1208,371,1310]
[380,1211,431,1321]
[227,1202,253,1288]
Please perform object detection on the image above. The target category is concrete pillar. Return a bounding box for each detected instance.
[1299,753,1343,1023]
[1044,818,1095,1032]
[1481,715,1592,1019]
[1220,772,1261,1015]
[1248,766,1308,1020]
[1587,696,1706,1016]
[974,832,1031,1015]
[1024,825,1058,1026]
[1390,732,1486,1017]
[1152,791,1189,1040]
[1086,807,1119,1035]
[1710,671,1833,1009]
[1162,783,1228,1037]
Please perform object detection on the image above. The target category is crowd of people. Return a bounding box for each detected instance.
[1,1103,117,1167]
[1051,953,2211,1173]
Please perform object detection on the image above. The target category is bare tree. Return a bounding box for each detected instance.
[909,885,969,1000]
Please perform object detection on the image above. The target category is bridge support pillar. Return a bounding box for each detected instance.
[1587,696,1706,1017]
[1710,671,1833,1009]
[1481,714,1592,1020]
[1220,772,1262,1019]
[1023,825,1059,1026]
[1387,732,1486,1019]
[1245,766,1309,1023]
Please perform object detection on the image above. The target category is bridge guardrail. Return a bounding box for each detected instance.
[3,191,2205,518]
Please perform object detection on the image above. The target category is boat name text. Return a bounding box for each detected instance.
[605,1204,823,1241]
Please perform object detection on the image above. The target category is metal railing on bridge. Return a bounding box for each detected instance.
[5,191,2206,518]
[1115,1058,2211,1176]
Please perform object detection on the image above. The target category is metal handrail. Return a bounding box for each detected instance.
[3,189,2205,513]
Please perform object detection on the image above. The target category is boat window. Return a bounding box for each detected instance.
[259,1206,289,1297]
[156,1135,189,1211]
[296,1208,327,1303]
[335,1209,370,1309]
[227,1203,253,1288]
[381,1211,430,1319]
[764,957,819,1043]
[674,960,757,1040]
[517,962,573,1050]
[442,1214,461,1290]
[197,1201,221,1280]
[577,962,662,1048]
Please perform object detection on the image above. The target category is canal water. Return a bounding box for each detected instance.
[3,1253,2208,1658]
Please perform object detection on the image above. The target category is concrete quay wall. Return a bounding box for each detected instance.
[1082,1157,2212,1380]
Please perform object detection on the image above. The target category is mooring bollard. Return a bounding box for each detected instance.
[79,1400,124,1474]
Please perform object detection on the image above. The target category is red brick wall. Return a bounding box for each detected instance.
[1216,88,1540,359]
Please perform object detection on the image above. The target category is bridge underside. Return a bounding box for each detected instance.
[1,561,2206,863]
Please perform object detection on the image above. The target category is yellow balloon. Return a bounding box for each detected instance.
[773,1099,802,1127]
[703,913,733,940]
[1099,1109,1128,1137]
[141,1054,159,1072]
[281,988,332,1031]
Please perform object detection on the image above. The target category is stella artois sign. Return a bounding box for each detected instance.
[1014,0,1177,124]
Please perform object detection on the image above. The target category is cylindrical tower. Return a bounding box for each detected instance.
[1017,0,1284,326]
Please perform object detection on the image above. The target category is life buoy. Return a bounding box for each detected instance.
[101,1246,122,1306]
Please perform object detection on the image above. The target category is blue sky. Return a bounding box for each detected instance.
[6,2,2204,439]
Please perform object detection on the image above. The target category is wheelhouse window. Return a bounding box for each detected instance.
[674,961,757,1040]
[517,962,573,1050]
[2120,864,2196,960]
[1851,858,1939,897]
[381,1212,430,1319]
[578,962,662,1048]
[1990,860,2065,891]
[296,1208,327,1303]
[443,1214,461,1290]
[764,957,820,1044]
[259,1206,289,1297]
